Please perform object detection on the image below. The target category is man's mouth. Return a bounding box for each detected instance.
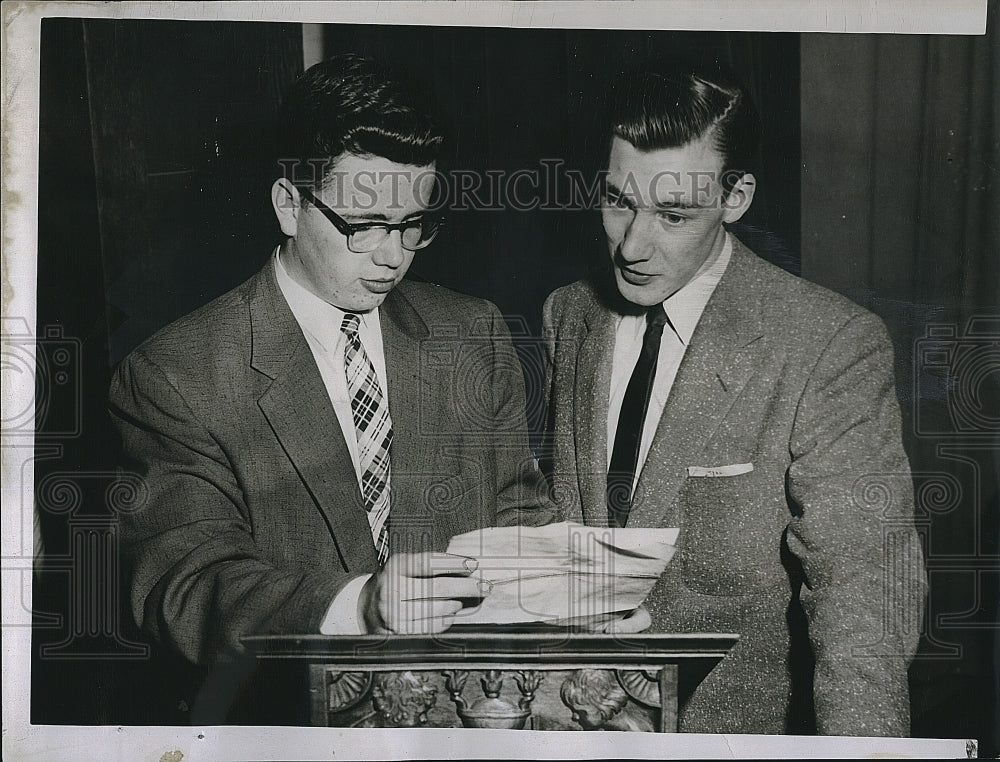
[618,266,655,286]
[361,278,397,293]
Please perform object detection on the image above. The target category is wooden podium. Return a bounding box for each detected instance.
[242,630,738,732]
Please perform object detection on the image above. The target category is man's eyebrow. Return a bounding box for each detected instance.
[341,211,428,224]
[606,182,703,211]
[653,199,702,211]
[340,212,390,223]
[604,183,634,205]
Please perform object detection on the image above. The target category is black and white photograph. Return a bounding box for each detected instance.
[2,1,996,759]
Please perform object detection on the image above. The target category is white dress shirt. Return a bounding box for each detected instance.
[606,233,733,493]
[274,250,383,634]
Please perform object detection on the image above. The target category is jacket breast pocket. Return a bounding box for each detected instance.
[676,467,782,596]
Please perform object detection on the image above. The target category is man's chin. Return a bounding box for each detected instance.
[614,274,667,309]
[335,291,392,313]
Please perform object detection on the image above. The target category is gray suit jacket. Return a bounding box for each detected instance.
[110,259,553,666]
[543,239,926,736]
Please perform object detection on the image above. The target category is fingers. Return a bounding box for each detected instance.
[604,606,652,634]
[397,551,478,578]
[374,553,487,634]
[397,575,484,602]
[579,613,620,632]
[394,613,461,635]
[378,593,469,635]
[391,597,465,623]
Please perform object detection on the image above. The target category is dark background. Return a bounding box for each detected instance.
[30,17,997,752]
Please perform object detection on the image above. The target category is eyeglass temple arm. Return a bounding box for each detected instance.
[297,185,442,231]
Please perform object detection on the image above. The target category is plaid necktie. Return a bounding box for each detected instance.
[341,312,392,564]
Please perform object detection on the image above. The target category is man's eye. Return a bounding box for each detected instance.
[659,212,687,226]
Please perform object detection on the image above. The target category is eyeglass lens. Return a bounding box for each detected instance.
[349,218,440,253]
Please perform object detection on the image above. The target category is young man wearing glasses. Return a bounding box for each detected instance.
[109,55,553,698]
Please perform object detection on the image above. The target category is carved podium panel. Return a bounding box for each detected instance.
[242,631,738,731]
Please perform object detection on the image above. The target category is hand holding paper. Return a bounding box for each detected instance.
[361,551,483,634]
[444,521,679,626]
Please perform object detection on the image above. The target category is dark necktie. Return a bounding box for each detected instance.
[607,305,669,528]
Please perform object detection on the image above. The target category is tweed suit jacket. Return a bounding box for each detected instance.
[110,258,553,667]
[542,238,926,736]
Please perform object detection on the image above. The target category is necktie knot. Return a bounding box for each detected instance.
[646,304,668,331]
[341,312,362,337]
[643,305,669,353]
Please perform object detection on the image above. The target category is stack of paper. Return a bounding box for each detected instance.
[445,521,679,626]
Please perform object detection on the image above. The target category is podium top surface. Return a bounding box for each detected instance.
[242,630,739,667]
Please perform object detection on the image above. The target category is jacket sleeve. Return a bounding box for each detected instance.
[786,312,927,736]
[481,302,560,528]
[109,350,354,666]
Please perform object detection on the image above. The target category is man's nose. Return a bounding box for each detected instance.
[617,212,656,263]
[372,230,406,268]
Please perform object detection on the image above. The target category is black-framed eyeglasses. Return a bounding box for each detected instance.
[297,186,442,253]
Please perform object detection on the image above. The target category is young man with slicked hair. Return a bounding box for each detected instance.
[543,58,926,735]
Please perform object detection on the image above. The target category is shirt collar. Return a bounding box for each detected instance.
[273,248,379,352]
[660,232,732,345]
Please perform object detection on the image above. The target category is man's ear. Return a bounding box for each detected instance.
[721,172,756,224]
[271,178,300,237]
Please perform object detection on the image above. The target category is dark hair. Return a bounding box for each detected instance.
[607,57,761,191]
[276,53,444,187]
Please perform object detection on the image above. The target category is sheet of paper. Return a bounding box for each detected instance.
[445,521,679,625]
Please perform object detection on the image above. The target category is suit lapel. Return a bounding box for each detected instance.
[629,240,767,529]
[250,260,378,571]
[575,298,617,526]
[378,286,431,531]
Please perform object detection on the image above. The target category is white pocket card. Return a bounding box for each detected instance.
[686,463,754,478]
